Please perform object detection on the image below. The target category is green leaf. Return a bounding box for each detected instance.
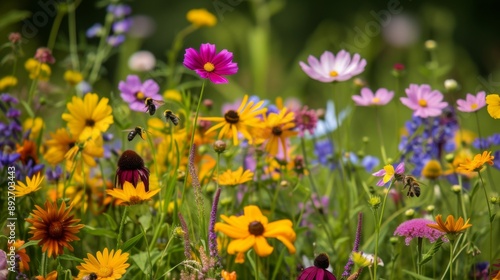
[0,10,31,29]
[58,254,84,263]
[139,214,152,231]
[19,240,39,249]
[419,239,443,265]
[20,101,35,118]
[131,249,161,273]
[82,225,117,238]
[402,269,435,280]
[491,213,496,223]
[103,213,118,231]
[122,232,144,252]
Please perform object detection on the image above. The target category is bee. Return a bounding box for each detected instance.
[163,110,180,126]
[125,126,147,141]
[82,273,97,280]
[144,97,165,116]
[401,175,421,198]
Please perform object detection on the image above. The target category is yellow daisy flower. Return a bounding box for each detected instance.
[421,159,442,179]
[486,94,500,119]
[14,173,44,197]
[63,70,83,86]
[25,58,51,81]
[456,150,494,173]
[427,214,472,236]
[0,75,18,90]
[254,107,297,158]
[215,205,296,258]
[106,181,161,206]
[201,95,267,145]
[217,167,254,186]
[23,117,45,139]
[186,8,217,27]
[62,93,114,141]
[76,248,130,280]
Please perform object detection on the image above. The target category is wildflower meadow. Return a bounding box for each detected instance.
[2,1,500,280]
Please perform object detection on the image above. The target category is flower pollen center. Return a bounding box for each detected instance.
[248,221,265,236]
[136,91,145,100]
[129,196,143,205]
[418,99,428,107]
[471,103,478,110]
[48,221,63,238]
[204,62,215,72]
[118,150,145,170]
[224,110,240,124]
[314,253,330,269]
[85,119,95,127]
[372,97,380,104]
[272,126,282,136]
[329,70,338,77]
[98,266,113,277]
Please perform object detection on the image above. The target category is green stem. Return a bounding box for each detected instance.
[254,251,259,280]
[27,63,40,106]
[477,172,493,274]
[88,12,114,84]
[139,223,153,278]
[47,4,65,50]
[417,237,423,275]
[67,0,81,70]
[117,206,129,248]
[375,107,388,163]
[40,252,47,277]
[449,240,454,280]
[374,180,394,279]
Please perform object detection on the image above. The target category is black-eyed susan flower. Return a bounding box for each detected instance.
[254,107,297,158]
[76,248,130,280]
[115,150,150,191]
[106,181,160,206]
[427,214,472,236]
[14,173,44,197]
[186,8,217,27]
[215,205,296,259]
[62,93,114,141]
[201,95,267,145]
[486,94,500,119]
[25,201,84,258]
[217,167,254,186]
[456,150,494,173]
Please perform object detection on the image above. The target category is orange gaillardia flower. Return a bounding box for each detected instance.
[215,205,296,260]
[25,201,84,258]
[456,150,494,173]
[76,248,130,280]
[35,271,58,280]
[427,214,472,236]
[13,240,30,271]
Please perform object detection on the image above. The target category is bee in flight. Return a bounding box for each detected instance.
[82,273,97,280]
[125,126,147,141]
[163,110,180,126]
[144,97,165,116]
[401,175,421,198]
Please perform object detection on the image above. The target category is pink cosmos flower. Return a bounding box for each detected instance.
[394,218,448,245]
[352,87,394,106]
[183,43,238,84]
[372,162,405,186]
[456,91,486,113]
[299,50,367,83]
[400,84,448,118]
[118,75,162,112]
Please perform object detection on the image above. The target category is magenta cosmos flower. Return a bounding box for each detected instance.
[394,218,448,245]
[183,43,238,84]
[299,50,367,83]
[352,87,394,106]
[456,91,486,113]
[118,75,162,112]
[372,162,405,186]
[400,84,448,118]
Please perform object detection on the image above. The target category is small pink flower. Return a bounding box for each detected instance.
[299,50,366,83]
[400,84,448,118]
[183,43,238,84]
[394,218,448,245]
[372,162,405,186]
[456,91,486,113]
[352,87,394,106]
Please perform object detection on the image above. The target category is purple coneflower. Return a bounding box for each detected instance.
[352,87,394,106]
[118,75,162,112]
[115,150,150,191]
[294,106,318,136]
[299,50,366,83]
[183,43,238,84]
[400,84,448,118]
[394,218,448,245]
[298,253,337,280]
[456,91,486,113]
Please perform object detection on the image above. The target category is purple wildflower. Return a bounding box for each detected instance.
[0,150,20,168]
[0,93,19,103]
[352,87,394,106]
[6,108,21,118]
[400,84,448,118]
[362,156,380,172]
[294,106,318,136]
[299,50,367,83]
[108,4,132,18]
[314,139,336,170]
[46,166,63,183]
[342,212,363,278]
[107,34,125,46]
[298,194,329,229]
[183,43,238,84]
[208,187,222,267]
[118,75,162,112]
[113,18,133,34]
[86,23,103,38]
[178,213,192,260]
[298,253,337,280]
[394,218,448,245]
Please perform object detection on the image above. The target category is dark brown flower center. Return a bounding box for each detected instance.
[118,150,145,170]
[48,221,63,238]
[314,253,330,269]
[224,110,240,124]
[85,119,95,127]
[129,196,142,205]
[248,221,264,236]
[272,126,282,136]
[68,142,76,149]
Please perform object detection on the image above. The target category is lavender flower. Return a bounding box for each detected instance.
[394,218,448,245]
[178,213,192,260]
[208,188,222,267]
[86,23,103,38]
[0,93,19,103]
[113,18,133,34]
[342,212,363,278]
[108,4,132,18]
[118,75,162,112]
[107,34,125,46]
[314,139,336,170]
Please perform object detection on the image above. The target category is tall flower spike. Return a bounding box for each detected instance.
[208,188,222,267]
[342,212,363,278]
[178,213,192,260]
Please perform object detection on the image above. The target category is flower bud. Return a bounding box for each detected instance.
[405,209,415,218]
[426,205,435,212]
[213,140,226,153]
[425,40,437,50]
[444,79,458,92]
[389,237,399,245]
[203,99,213,110]
[368,195,381,209]
[451,185,462,193]
[8,32,22,44]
